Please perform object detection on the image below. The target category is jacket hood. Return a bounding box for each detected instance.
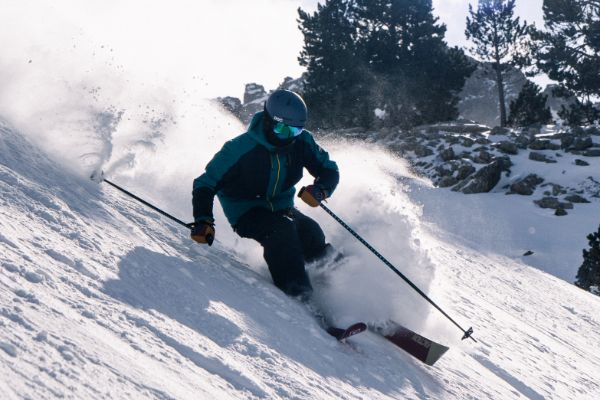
[246,111,277,151]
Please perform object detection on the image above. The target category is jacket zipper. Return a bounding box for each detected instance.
[268,153,281,211]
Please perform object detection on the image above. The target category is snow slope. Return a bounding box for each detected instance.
[2,119,600,399]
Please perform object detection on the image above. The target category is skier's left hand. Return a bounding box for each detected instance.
[299,185,326,207]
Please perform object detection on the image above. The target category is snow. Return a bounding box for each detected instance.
[2,116,600,399]
[2,4,600,396]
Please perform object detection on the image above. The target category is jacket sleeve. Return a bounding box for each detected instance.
[301,133,339,197]
[192,140,239,223]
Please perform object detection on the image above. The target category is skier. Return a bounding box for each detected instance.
[190,90,339,300]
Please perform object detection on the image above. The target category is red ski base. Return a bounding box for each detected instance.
[370,321,449,366]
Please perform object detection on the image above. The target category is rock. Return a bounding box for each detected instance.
[473,150,492,164]
[569,136,593,151]
[218,96,242,115]
[586,126,600,136]
[494,155,513,171]
[515,135,533,149]
[435,163,455,177]
[456,164,476,180]
[509,174,544,195]
[543,183,566,196]
[440,147,456,161]
[462,138,475,147]
[564,194,590,203]
[475,137,491,145]
[414,144,434,158]
[452,161,502,194]
[555,207,568,216]
[534,197,573,210]
[529,152,557,163]
[575,159,590,166]
[243,83,267,104]
[491,126,510,135]
[438,176,459,188]
[523,250,534,256]
[529,139,560,151]
[583,149,600,157]
[560,133,574,149]
[497,140,519,155]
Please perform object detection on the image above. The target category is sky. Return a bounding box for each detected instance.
[0,0,545,102]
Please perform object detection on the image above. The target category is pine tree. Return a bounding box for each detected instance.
[508,81,553,127]
[298,0,371,128]
[298,0,474,129]
[575,225,600,296]
[355,0,475,127]
[532,0,600,125]
[466,0,529,127]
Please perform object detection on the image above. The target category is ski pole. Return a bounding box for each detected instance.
[92,173,195,230]
[318,201,476,342]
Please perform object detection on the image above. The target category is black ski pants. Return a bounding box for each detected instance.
[234,207,328,297]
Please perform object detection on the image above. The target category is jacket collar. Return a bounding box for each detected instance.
[246,111,296,153]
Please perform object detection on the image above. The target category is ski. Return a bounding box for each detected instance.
[327,322,367,341]
[369,321,449,366]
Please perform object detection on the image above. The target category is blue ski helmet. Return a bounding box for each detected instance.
[264,90,307,127]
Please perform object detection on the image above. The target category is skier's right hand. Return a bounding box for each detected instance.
[191,222,215,246]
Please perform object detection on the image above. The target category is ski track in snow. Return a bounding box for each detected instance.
[2,119,600,399]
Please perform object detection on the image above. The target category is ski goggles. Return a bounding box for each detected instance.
[273,121,304,139]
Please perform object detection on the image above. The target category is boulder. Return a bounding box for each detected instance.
[491,126,510,135]
[534,197,573,210]
[575,159,590,166]
[494,155,513,171]
[462,137,475,147]
[560,133,574,149]
[564,194,590,203]
[569,136,593,151]
[586,126,600,136]
[414,144,434,158]
[473,150,492,164]
[529,139,560,151]
[583,149,600,157]
[440,147,456,162]
[555,207,568,216]
[497,141,519,155]
[452,161,502,194]
[438,176,459,188]
[456,164,476,180]
[509,174,544,195]
[514,135,533,149]
[529,152,557,163]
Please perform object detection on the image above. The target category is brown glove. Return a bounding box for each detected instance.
[299,185,326,207]
[191,222,215,246]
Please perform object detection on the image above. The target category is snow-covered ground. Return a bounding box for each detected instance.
[2,117,600,399]
[2,2,600,397]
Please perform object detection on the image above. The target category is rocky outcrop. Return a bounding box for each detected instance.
[217,77,305,125]
[452,161,502,194]
[508,174,544,195]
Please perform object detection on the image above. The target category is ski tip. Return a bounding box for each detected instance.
[90,169,105,183]
[328,322,367,341]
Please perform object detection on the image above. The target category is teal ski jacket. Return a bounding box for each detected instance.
[192,112,339,227]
